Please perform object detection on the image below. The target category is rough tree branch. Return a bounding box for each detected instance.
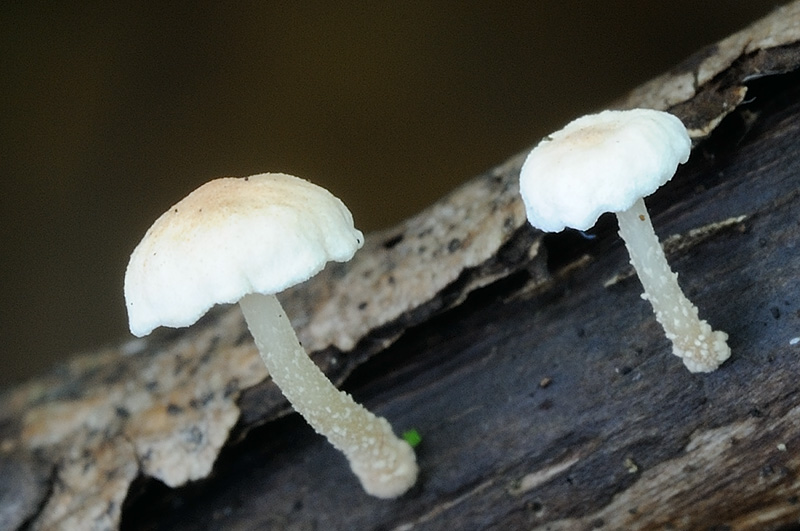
[3,3,800,530]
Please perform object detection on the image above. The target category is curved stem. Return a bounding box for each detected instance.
[616,198,730,372]
[238,292,417,498]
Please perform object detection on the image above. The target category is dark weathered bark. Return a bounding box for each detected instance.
[4,3,800,531]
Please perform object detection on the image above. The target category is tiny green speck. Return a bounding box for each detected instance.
[402,429,422,448]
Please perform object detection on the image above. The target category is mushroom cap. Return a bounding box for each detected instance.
[519,109,691,232]
[125,173,364,337]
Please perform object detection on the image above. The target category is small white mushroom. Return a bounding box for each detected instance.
[125,173,417,498]
[519,109,730,373]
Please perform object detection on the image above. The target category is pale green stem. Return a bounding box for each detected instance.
[238,292,417,498]
[616,198,730,372]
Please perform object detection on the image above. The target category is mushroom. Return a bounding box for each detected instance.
[518,109,730,373]
[124,173,418,498]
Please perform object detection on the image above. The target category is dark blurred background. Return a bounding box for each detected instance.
[0,2,780,385]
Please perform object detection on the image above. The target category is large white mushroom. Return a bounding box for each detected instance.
[519,109,730,373]
[125,172,418,498]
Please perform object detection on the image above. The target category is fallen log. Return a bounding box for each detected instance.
[3,3,800,530]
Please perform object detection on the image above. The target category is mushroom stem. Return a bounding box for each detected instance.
[238,292,418,498]
[615,198,731,373]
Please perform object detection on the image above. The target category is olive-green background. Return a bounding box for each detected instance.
[0,2,777,385]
